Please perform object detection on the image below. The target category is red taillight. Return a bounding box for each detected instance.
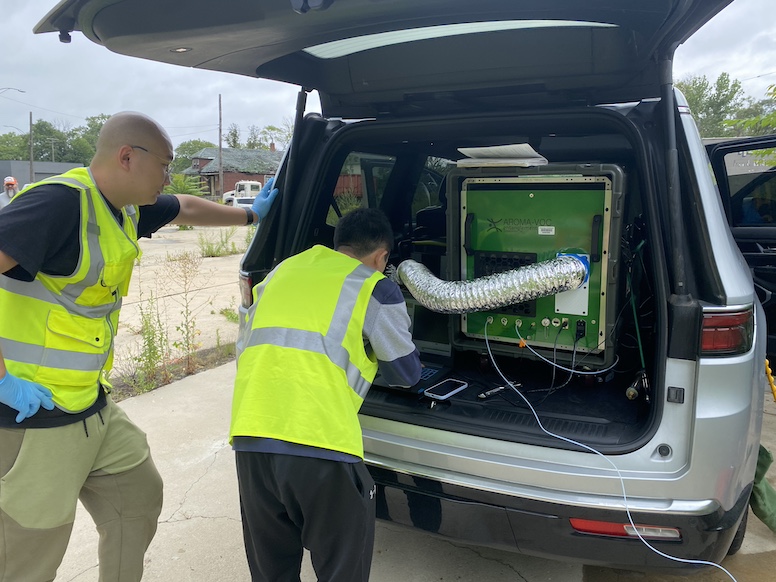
[701,309,754,356]
[569,518,681,540]
[239,273,254,309]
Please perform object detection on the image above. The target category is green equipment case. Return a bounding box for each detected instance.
[447,163,625,369]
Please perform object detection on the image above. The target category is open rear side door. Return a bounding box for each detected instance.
[707,135,776,357]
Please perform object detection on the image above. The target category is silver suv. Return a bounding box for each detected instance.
[38,0,773,572]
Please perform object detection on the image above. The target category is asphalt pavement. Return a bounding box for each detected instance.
[54,226,776,581]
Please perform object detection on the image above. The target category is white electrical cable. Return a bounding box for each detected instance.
[512,320,620,376]
[484,322,738,581]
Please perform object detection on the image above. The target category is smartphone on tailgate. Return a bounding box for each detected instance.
[423,378,468,400]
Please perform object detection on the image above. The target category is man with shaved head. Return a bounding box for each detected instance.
[0,111,278,581]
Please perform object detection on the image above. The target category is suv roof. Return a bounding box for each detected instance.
[37,0,732,118]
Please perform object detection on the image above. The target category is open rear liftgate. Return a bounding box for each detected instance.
[448,164,625,369]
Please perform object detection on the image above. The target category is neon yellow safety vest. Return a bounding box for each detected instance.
[231,245,383,459]
[0,168,141,412]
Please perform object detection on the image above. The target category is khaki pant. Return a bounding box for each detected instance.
[0,398,163,582]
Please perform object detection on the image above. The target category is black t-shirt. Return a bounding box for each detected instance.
[0,183,181,427]
[0,183,180,281]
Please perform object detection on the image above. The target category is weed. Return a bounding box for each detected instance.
[165,250,208,375]
[244,224,256,248]
[197,226,244,257]
[127,291,171,393]
[215,329,236,360]
[111,234,243,396]
[220,306,239,324]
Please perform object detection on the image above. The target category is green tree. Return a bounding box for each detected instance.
[0,132,27,160]
[80,114,111,143]
[1,113,111,166]
[730,85,776,136]
[172,139,216,174]
[31,120,68,163]
[67,114,110,162]
[220,121,293,151]
[67,136,96,166]
[676,73,745,137]
[259,125,282,149]
[224,123,241,148]
[276,117,294,150]
[163,174,208,196]
[245,125,262,149]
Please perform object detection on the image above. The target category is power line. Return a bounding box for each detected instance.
[1,93,270,144]
[166,124,220,129]
[169,128,219,139]
[1,93,229,129]
[741,71,776,82]
[0,93,86,120]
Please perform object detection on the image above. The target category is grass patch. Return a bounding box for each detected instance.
[197,226,245,257]
[110,343,236,402]
[219,306,239,324]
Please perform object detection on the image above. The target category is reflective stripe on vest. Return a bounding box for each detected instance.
[231,246,383,458]
[0,168,141,412]
[241,263,378,398]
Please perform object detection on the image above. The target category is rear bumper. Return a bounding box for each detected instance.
[369,464,751,572]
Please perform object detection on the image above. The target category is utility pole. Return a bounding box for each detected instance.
[218,94,223,198]
[47,138,58,162]
[29,112,34,183]
[0,89,33,182]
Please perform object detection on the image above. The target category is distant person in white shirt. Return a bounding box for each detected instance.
[1,177,19,209]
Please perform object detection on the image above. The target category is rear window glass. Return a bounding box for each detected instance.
[325,152,455,236]
[304,21,616,59]
[412,157,452,215]
[326,153,396,227]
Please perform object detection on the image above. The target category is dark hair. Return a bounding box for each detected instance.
[333,208,393,257]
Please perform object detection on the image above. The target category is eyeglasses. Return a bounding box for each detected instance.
[130,145,173,178]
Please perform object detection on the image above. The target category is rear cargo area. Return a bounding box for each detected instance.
[321,105,665,452]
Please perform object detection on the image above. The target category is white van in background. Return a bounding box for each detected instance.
[223,180,263,205]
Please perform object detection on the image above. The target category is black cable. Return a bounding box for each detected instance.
[548,325,564,391]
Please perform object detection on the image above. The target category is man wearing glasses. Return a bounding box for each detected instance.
[0,111,277,581]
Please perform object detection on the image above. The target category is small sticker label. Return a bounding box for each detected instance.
[538,226,555,236]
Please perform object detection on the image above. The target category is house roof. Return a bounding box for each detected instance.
[183,147,283,176]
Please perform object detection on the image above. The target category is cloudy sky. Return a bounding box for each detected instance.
[1,0,774,149]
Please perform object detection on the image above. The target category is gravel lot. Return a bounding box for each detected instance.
[112,224,246,384]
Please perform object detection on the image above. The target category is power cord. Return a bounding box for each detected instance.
[534,338,579,407]
[548,325,564,391]
[484,321,737,581]
[513,322,620,376]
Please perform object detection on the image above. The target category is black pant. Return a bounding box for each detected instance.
[235,451,376,582]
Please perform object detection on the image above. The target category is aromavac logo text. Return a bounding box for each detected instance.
[485,217,553,232]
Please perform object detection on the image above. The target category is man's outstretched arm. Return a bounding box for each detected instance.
[173,178,278,226]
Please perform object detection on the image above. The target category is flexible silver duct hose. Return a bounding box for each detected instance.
[393,255,589,314]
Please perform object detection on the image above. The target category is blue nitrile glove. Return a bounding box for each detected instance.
[251,177,279,221]
[0,371,55,423]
